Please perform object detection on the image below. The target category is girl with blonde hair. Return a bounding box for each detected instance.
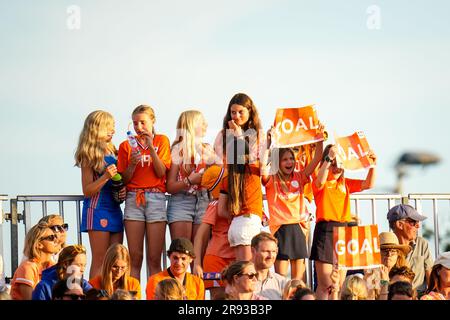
[117,105,171,280]
[10,222,59,299]
[166,110,215,244]
[154,278,185,300]
[32,244,92,300]
[89,243,141,299]
[39,214,68,261]
[75,110,125,280]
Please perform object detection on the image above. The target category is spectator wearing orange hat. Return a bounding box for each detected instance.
[193,165,235,300]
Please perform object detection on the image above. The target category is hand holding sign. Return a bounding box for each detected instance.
[335,131,376,171]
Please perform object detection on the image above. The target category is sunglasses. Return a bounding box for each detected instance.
[403,219,419,227]
[40,234,58,242]
[239,272,258,280]
[50,223,69,233]
[63,293,86,300]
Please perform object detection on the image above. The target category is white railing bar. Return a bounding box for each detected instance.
[408,194,450,200]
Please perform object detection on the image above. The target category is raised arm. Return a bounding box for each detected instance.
[81,165,115,198]
[361,150,377,191]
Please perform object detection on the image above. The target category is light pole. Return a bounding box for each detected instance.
[395,151,441,195]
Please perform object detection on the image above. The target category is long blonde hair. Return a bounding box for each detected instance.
[74,110,117,173]
[172,110,205,172]
[23,222,51,261]
[100,244,131,296]
[340,274,368,300]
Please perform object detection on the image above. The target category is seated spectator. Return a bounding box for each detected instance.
[10,222,59,300]
[221,260,267,300]
[291,286,316,300]
[89,244,141,299]
[32,244,92,300]
[389,266,415,284]
[146,238,204,300]
[154,278,185,300]
[85,288,110,300]
[52,278,85,300]
[282,279,306,300]
[110,289,136,300]
[334,274,368,300]
[421,251,450,300]
[39,214,68,254]
[388,281,415,300]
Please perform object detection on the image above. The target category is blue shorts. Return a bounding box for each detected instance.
[166,191,209,224]
[81,202,123,233]
[124,192,167,223]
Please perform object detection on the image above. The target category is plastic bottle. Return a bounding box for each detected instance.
[127,131,140,154]
[111,173,125,204]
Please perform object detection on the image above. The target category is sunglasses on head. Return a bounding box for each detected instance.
[50,223,69,233]
[63,293,85,300]
[40,234,58,242]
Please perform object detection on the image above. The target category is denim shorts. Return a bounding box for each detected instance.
[228,214,262,247]
[166,190,209,224]
[124,191,167,223]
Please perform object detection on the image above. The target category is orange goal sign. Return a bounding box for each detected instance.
[334,131,374,171]
[273,106,324,148]
[333,224,382,270]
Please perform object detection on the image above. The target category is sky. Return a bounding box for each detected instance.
[1,0,450,277]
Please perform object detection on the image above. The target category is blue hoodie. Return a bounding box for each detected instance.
[32,265,93,300]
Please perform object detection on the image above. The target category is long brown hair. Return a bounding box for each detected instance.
[226,138,250,215]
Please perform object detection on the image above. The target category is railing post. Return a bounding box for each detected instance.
[432,198,440,258]
[10,199,19,275]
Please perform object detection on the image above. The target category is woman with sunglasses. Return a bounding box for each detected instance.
[89,244,141,299]
[310,144,377,300]
[10,222,60,300]
[221,261,266,300]
[39,214,69,264]
[32,244,92,300]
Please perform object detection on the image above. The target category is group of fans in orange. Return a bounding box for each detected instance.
[2,93,449,300]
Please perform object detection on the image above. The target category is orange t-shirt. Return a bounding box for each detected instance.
[146,269,205,300]
[220,165,263,218]
[89,275,142,300]
[312,177,363,223]
[264,171,311,235]
[202,201,235,259]
[10,259,45,300]
[117,134,171,191]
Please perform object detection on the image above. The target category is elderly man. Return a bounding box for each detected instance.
[387,204,433,295]
[251,232,287,300]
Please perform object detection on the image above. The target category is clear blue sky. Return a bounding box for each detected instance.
[1,0,449,198]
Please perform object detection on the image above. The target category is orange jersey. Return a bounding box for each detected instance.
[220,165,263,218]
[312,177,363,223]
[146,269,205,300]
[264,171,311,235]
[89,275,141,300]
[10,259,44,300]
[117,134,171,191]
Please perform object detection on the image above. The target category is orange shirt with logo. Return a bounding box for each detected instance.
[264,171,311,235]
[146,269,205,300]
[117,134,171,191]
[89,275,141,300]
[312,177,362,223]
[220,165,263,218]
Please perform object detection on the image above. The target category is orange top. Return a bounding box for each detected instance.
[10,259,45,300]
[117,134,171,191]
[312,177,363,223]
[89,275,142,300]
[264,171,311,235]
[202,201,235,259]
[220,165,263,218]
[146,269,205,300]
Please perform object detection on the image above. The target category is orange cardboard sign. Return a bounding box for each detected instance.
[333,225,381,270]
[273,106,324,148]
[334,131,374,171]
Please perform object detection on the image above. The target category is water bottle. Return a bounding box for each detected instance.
[127,131,140,154]
[111,173,125,204]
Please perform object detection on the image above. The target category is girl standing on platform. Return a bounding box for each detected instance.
[117,105,171,280]
[75,110,125,280]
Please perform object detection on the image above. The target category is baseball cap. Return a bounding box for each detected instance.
[433,251,450,269]
[200,165,225,199]
[167,238,195,258]
[386,204,427,223]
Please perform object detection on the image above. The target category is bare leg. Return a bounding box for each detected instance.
[315,260,333,300]
[290,259,306,281]
[88,231,111,280]
[125,220,145,281]
[275,260,290,277]
[234,245,252,261]
[169,221,193,241]
[145,221,166,276]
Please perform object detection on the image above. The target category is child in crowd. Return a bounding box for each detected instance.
[75,110,125,279]
[10,222,59,300]
[117,105,171,279]
[262,125,324,280]
[166,110,215,245]
[311,144,377,299]
[154,278,185,300]
[89,243,141,299]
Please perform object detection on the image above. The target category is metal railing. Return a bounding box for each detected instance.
[1,193,449,288]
